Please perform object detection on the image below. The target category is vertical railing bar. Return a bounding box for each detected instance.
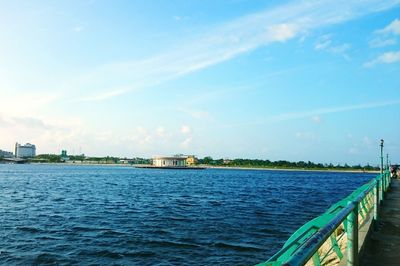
[373,179,379,231]
[312,252,321,266]
[330,234,343,260]
[346,203,359,266]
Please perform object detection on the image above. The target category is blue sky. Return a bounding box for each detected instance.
[0,0,399,165]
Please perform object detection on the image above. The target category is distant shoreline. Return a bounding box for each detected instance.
[22,162,380,173]
[204,165,379,173]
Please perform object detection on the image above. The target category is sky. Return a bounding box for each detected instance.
[0,0,399,165]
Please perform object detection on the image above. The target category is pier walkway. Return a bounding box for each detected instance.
[361,179,400,265]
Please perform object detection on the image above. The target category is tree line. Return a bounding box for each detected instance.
[30,154,379,171]
[197,156,378,171]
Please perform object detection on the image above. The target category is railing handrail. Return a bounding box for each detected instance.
[281,180,376,265]
[258,170,391,266]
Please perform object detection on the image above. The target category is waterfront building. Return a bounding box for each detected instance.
[152,156,187,167]
[223,158,232,164]
[15,142,36,158]
[0,149,14,158]
[186,155,198,165]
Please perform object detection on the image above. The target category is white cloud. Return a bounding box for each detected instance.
[179,108,211,120]
[0,113,85,154]
[377,18,400,35]
[295,132,316,140]
[330,43,351,54]
[363,136,372,146]
[222,99,400,128]
[180,137,193,148]
[271,100,400,122]
[314,35,350,58]
[172,15,190,22]
[347,136,373,156]
[0,115,52,130]
[74,26,83,32]
[156,126,166,137]
[0,90,61,117]
[77,87,131,102]
[77,0,400,101]
[364,50,400,67]
[180,125,191,134]
[369,37,396,48]
[266,23,297,42]
[315,35,332,50]
[348,147,359,155]
[370,18,400,48]
[311,115,322,124]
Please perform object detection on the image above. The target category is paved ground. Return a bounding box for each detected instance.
[361,179,400,265]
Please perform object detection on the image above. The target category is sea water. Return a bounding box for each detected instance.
[0,164,374,265]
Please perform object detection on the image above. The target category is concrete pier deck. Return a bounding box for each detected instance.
[361,179,400,265]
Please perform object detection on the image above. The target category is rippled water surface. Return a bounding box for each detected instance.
[0,164,374,265]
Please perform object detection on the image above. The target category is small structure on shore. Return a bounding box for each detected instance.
[186,155,197,166]
[0,149,14,158]
[153,156,187,167]
[135,155,204,170]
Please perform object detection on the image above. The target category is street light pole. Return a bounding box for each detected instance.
[387,154,389,170]
[387,153,390,189]
[380,139,384,201]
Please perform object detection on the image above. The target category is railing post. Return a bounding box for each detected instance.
[373,179,379,231]
[347,203,359,266]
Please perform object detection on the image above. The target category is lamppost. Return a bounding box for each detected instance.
[387,154,389,171]
[380,139,384,201]
[387,153,391,190]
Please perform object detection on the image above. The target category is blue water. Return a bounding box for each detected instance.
[0,164,374,265]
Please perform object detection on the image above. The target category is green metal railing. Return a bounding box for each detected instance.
[256,170,392,266]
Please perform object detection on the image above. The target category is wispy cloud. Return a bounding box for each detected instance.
[369,18,400,47]
[315,35,332,50]
[221,99,400,128]
[0,112,85,153]
[0,89,61,117]
[180,137,193,149]
[179,108,211,120]
[295,131,316,140]
[77,0,400,101]
[77,87,131,102]
[314,34,351,59]
[369,37,396,48]
[74,26,83,32]
[270,99,400,121]
[0,115,42,129]
[363,50,400,67]
[180,125,192,134]
[311,115,322,124]
[376,18,400,35]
